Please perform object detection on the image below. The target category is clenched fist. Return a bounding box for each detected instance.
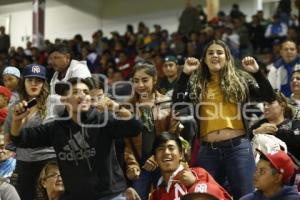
[179,164,196,187]
[142,156,158,172]
[183,57,200,75]
[242,56,259,73]
[126,167,140,180]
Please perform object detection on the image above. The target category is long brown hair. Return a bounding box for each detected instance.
[189,40,251,103]
[18,78,49,119]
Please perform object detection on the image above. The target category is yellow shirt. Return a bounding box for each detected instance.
[200,74,244,137]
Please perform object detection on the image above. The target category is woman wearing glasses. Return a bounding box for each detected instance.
[37,161,64,200]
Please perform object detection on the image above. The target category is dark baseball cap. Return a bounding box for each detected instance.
[23,64,47,80]
[164,55,178,63]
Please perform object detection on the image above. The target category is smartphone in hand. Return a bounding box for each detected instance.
[5,143,16,152]
[25,98,37,109]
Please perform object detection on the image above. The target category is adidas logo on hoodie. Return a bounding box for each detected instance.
[58,131,96,162]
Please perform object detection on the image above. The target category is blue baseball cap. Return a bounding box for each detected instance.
[23,64,47,80]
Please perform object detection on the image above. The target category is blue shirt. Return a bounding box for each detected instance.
[240,186,300,200]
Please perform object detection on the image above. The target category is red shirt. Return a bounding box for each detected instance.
[150,165,232,200]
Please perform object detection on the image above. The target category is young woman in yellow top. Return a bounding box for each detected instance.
[172,40,276,199]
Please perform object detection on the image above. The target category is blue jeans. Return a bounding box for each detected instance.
[131,169,160,200]
[196,138,255,199]
[97,192,126,200]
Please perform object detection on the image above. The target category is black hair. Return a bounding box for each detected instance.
[272,90,294,119]
[74,34,83,42]
[126,24,134,34]
[67,77,93,89]
[260,154,279,176]
[56,77,93,96]
[85,77,104,90]
[49,43,73,58]
[280,39,297,49]
[233,3,239,9]
[152,132,182,155]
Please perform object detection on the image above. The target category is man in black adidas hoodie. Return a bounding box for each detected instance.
[10,77,142,200]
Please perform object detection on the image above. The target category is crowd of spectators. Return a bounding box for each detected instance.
[0,1,300,200]
[0,2,297,87]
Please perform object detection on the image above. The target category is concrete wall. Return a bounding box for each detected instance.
[0,0,283,48]
[0,2,32,48]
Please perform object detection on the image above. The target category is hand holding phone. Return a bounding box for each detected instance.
[25,98,37,109]
[13,98,37,121]
[5,143,16,152]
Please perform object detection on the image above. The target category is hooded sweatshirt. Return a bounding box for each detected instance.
[240,186,300,200]
[47,59,92,119]
[11,108,142,200]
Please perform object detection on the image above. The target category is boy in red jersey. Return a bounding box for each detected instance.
[150,132,232,200]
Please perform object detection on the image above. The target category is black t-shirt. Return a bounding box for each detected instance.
[158,77,178,95]
[140,106,156,162]
[250,118,300,160]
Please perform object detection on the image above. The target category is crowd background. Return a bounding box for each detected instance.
[1,0,300,200]
[0,1,298,86]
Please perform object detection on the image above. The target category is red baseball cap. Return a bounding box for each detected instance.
[0,86,11,100]
[182,181,230,200]
[257,149,294,184]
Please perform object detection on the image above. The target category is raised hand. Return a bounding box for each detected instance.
[115,107,132,119]
[183,57,200,75]
[242,56,259,73]
[142,155,158,172]
[95,95,120,112]
[179,164,196,187]
[12,101,30,121]
[126,167,140,180]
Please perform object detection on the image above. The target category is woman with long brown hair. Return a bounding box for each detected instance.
[124,62,181,200]
[4,64,56,200]
[172,40,276,199]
